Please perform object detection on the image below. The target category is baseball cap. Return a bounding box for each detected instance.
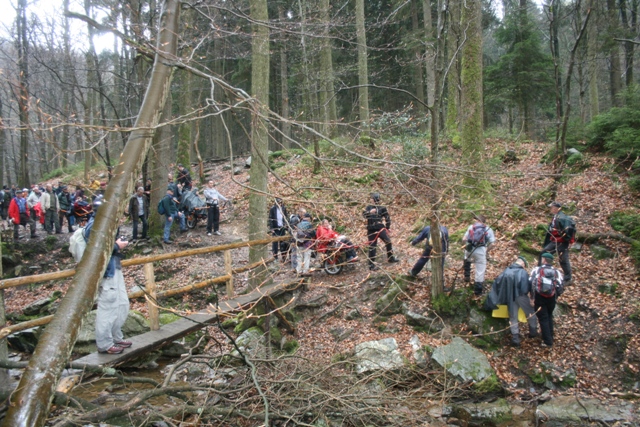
[548,201,562,208]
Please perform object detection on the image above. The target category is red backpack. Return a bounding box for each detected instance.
[536,266,561,298]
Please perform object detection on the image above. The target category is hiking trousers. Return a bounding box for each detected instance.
[464,246,487,283]
[509,295,538,338]
[96,270,129,352]
[367,228,394,266]
[206,204,220,233]
[534,293,556,346]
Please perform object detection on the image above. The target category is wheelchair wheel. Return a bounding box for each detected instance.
[323,255,343,275]
[186,214,197,229]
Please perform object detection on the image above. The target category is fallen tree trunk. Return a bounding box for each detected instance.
[2,2,181,426]
[575,232,634,245]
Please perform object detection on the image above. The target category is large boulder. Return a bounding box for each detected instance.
[234,326,266,358]
[7,328,40,353]
[431,337,494,383]
[538,396,637,426]
[354,337,405,374]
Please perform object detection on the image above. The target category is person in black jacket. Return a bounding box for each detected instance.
[363,192,398,270]
[541,201,574,284]
[177,164,192,191]
[268,198,289,261]
[57,186,74,233]
[408,225,449,278]
[487,256,538,347]
[127,187,148,240]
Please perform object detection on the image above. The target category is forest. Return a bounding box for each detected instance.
[1,0,640,426]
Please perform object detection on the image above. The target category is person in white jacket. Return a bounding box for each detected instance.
[203,180,228,236]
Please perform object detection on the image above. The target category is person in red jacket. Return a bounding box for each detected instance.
[9,188,36,240]
[315,219,358,262]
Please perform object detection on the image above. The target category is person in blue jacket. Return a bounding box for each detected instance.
[408,224,449,278]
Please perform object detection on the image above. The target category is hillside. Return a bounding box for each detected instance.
[3,138,640,425]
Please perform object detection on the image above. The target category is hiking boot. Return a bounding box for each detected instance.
[407,270,417,278]
[115,340,132,348]
[99,345,124,355]
[511,336,521,347]
[369,265,379,271]
[163,240,174,244]
[388,256,399,263]
[528,326,539,339]
[541,342,553,348]
[473,282,484,296]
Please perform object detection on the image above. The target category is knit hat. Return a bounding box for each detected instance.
[541,252,554,261]
[517,256,528,268]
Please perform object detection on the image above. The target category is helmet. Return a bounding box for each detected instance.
[370,192,380,202]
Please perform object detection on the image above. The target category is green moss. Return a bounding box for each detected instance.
[473,374,503,394]
[269,327,282,344]
[159,313,181,325]
[352,170,380,184]
[283,339,299,354]
[432,288,472,322]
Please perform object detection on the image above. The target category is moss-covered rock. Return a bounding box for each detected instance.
[375,280,408,316]
[432,288,472,323]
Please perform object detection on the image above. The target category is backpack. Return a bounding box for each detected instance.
[468,223,487,247]
[157,198,166,215]
[565,216,577,244]
[536,266,561,298]
[69,227,88,262]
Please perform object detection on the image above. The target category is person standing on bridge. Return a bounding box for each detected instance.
[85,200,132,355]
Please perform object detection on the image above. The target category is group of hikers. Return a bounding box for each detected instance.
[269,192,576,349]
[2,182,107,241]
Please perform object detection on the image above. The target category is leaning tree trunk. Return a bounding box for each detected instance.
[2,2,181,426]
[247,0,271,291]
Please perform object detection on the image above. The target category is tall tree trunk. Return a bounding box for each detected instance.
[423,0,435,108]
[619,0,637,87]
[460,0,484,188]
[319,0,337,137]
[16,0,31,188]
[150,98,173,236]
[608,0,623,106]
[412,0,426,132]
[588,0,599,119]
[3,2,181,425]
[247,0,271,291]
[278,3,291,146]
[355,0,370,141]
[445,0,461,135]
[0,98,5,187]
[429,0,448,297]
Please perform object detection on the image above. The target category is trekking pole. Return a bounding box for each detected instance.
[449,212,507,293]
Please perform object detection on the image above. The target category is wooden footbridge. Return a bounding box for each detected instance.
[0,236,298,367]
[75,278,303,366]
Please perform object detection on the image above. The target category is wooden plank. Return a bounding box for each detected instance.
[225,250,234,298]
[73,280,303,367]
[144,263,159,331]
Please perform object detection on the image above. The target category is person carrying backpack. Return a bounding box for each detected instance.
[463,214,496,296]
[541,201,575,284]
[487,256,538,347]
[85,200,132,354]
[159,187,186,244]
[529,252,564,348]
[363,192,399,271]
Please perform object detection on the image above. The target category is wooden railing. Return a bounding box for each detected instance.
[0,236,289,339]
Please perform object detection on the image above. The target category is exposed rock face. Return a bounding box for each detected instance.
[431,337,494,383]
[354,337,405,374]
[537,395,637,425]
